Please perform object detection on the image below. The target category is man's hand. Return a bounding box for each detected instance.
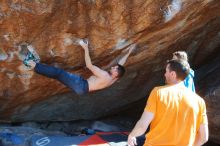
[79,39,89,50]
[128,135,137,146]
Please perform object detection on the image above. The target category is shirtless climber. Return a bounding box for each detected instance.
[23,40,135,95]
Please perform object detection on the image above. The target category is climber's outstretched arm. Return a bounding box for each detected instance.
[118,44,135,65]
[79,40,107,78]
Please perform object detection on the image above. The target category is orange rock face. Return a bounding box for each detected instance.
[0,0,220,143]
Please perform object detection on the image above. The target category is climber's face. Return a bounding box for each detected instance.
[110,66,119,78]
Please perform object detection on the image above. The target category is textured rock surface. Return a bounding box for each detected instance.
[196,56,220,144]
[0,0,220,143]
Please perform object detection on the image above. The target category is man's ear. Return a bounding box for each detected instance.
[170,71,177,79]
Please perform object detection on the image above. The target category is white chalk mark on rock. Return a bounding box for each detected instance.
[164,0,182,22]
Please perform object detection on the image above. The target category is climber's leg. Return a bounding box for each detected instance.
[34,63,89,95]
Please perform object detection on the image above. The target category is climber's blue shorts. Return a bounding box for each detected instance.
[34,63,89,95]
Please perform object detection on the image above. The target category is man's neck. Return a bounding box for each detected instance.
[168,80,182,85]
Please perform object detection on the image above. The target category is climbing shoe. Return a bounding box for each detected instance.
[23,45,40,67]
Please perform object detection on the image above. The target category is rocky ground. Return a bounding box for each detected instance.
[0,100,219,146]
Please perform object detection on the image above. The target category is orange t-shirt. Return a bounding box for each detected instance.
[144,83,208,146]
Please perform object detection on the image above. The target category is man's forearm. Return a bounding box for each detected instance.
[118,51,131,65]
[128,111,153,146]
[118,44,135,65]
[130,111,154,137]
[129,120,147,137]
[128,121,146,146]
[84,48,93,68]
